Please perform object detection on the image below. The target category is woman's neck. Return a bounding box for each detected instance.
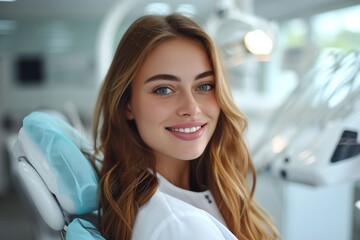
[155,157,190,189]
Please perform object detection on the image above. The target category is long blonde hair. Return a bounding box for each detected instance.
[92,13,279,240]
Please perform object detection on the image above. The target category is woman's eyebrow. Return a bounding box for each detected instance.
[145,70,214,84]
[195,70,214,80]
[145,74,180,83]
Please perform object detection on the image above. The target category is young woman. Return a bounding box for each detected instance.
[92,13,279,240]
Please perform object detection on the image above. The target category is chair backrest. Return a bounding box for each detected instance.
[13,111,100,238]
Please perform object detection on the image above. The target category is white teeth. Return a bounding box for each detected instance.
[171,126,201,133]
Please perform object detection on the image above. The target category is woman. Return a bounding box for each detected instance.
[92,13,279,240]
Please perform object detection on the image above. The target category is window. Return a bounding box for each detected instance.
[312,4,360,51]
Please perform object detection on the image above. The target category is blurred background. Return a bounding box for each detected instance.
[0,0,359,239]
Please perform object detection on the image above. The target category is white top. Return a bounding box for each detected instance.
[157,173,226,225]
[132,174,237,240]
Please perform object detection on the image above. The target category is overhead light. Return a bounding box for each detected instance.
[0,20,17,35]
[176,4,197,17]
[244,29,273,57]
[0,0,16,2]
[144,3,171,15]
[356,200,360,210]
[206,0,277,67]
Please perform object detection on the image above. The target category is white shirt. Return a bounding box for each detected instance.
[132,174,237,240]
[157,173,226,225]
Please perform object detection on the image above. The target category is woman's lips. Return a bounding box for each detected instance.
[166,123,206,141]
[167,125,201,133]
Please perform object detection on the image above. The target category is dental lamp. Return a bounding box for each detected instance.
[206,0,276,67]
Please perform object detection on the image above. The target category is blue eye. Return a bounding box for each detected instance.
[154,87,173,95]
[197,83,214,91]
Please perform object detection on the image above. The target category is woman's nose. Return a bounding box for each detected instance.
[177,91,201,117]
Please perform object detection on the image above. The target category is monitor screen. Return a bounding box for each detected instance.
[15,56,44,85]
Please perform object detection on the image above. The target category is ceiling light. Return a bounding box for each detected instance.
[0,20,17,35]
[144,3,171,15]
[176,4,197,17]
[356,200,360,210]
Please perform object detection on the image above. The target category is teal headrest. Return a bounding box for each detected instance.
[22,111,99,214]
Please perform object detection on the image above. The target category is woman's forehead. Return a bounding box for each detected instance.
[137,37,212,78]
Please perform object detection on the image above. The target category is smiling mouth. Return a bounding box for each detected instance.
[166,124,206,133]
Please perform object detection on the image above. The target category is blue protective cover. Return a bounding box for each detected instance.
[23,111,99,214]
[66,218,104,240]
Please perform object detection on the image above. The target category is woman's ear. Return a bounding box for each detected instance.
[126,103,134,120]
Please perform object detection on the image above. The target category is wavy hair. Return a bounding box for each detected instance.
[92,13,279,240]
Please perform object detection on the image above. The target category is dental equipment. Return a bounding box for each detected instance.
[13,111,102,239]
[206,0,277,67]
[253,50,360,186]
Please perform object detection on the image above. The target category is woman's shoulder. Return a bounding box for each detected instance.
[132,191,237,240]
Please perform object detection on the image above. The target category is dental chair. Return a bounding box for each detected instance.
[12,111,104,239]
